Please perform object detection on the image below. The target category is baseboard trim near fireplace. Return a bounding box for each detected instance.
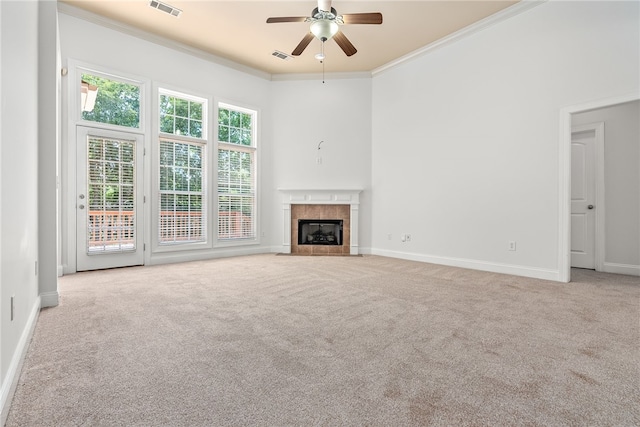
[371,248,560,281]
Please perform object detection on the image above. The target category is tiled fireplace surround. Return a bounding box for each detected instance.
[280,190,361,255]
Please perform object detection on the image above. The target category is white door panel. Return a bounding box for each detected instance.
[571,214,588,253]
[76,126,144,271]
[571,130,596,269]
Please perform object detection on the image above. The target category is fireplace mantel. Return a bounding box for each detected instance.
[279,189,362,255]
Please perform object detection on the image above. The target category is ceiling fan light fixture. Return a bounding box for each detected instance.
[310,19,339,41]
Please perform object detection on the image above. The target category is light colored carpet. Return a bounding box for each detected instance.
[6,254,640,426]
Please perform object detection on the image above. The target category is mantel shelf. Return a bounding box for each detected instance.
[279,189,362,205]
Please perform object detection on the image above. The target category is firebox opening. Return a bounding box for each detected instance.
[298,219,343,246]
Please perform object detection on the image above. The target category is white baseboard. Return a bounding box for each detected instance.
[147,245,271,266]
[40,291,60,308]
[371,249,560,281]
[0,296,41,426]
[602,262,640,277]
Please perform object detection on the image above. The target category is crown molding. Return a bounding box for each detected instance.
[372,0,547,76]
[57,2,272,81]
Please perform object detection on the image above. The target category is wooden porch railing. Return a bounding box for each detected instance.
[87,210,135,248]
[88,210,252,246]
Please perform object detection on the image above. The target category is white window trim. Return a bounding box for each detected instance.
[214,100,260,247]
[158,88,208,140]
[216,142,257,244]
[151,84,213,254]
[71,62,147,134]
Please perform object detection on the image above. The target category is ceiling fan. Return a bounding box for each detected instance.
[266,0,383,57]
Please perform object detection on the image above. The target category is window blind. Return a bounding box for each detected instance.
[217,148,255,239]
[159,139,205,244]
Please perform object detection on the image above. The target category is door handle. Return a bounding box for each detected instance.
[588,205,594,209]
[79,204,85,210]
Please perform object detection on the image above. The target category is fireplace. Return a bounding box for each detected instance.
[279,189,361,255]
[298,219,343,246]
[290,204,349,255]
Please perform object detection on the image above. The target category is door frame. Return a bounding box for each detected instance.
[559,92,639,282]
[570,122,605,272]
[63,60,150,274]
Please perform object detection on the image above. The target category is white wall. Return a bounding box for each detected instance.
[39,1,60,307]
[268,77,373,251]
[58,11,274,270]
[0,0,3,420]
[572,100,640,273]
[371,0,639,280]
[0,1,42,423]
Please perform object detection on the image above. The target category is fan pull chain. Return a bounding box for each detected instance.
[322,42,325,83]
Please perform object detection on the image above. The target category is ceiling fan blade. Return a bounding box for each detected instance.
[333,30,357,56]
[292,32,315,56]
[266,16,308,23]
[341,12,383,25]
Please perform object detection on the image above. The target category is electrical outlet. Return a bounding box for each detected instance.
[406,234,412,242]
[401,234,406,242]
[508,241,517,251]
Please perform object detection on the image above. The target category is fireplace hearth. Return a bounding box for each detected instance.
[298,219,343,246]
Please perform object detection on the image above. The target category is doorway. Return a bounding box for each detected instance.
[560,94,640,282]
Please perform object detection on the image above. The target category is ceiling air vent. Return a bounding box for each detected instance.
[272,51,293,61]
[149,0,182,17]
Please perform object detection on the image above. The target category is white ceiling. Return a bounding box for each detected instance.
[60,0,519,76]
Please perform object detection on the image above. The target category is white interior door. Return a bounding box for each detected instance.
[571,129,596,269]
[76,126,144,271]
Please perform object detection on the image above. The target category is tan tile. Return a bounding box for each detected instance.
[289,204,356,256]
[310,206,320,218]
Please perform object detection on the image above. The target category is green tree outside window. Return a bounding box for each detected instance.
[81,74,140,128]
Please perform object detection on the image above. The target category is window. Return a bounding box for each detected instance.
[217,104,256,241]
[87,136,136,253]
[218,108,252,146]
[159,140,205,244]
[80,73,141,129]
[158,90,207,245]
[159,93,203,138]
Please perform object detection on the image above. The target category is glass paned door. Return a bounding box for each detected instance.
[76,127,143,271]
